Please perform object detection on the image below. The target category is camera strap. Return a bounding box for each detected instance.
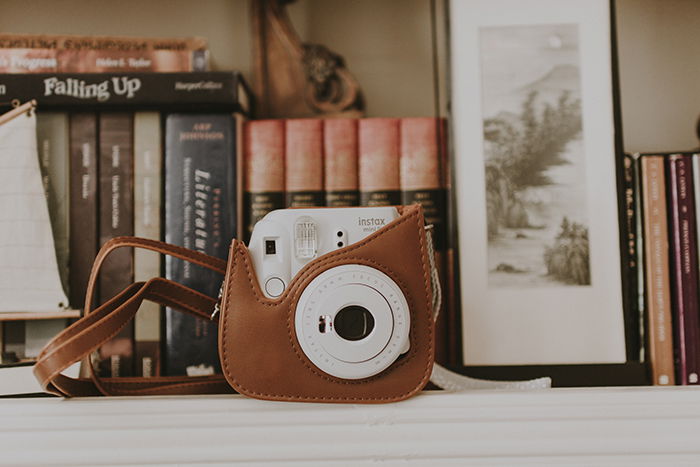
[34,233,550,398]
[424,226,551,391]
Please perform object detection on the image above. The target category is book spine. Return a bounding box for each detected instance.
[36,112,70,296]
[0,49,206,73]
[358,118,401,206]
[399,117,448,364]
[440,118,462,366]
[621,153,642,361]
[242,119,285,242]
[285,119,324,207]
[0,35,208,73]
[641,156,675,385]
[0,34,207,51]
[0,72,249,113]
[164,114,236,376]
[667,154,700,385]
[133,111,162,377]
[633,154,646,363]
[68,112,98,309]
[324,118,359,207]
[98,112,134,377]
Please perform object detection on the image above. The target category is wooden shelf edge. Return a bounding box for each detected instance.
[0,310,80,321]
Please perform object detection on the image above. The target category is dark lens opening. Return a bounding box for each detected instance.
[334,306,375,341]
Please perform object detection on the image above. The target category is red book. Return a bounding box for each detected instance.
[243,119,285,242]
[358,118,400,206]
[400,117,449,364]
[667,154,700,385]
[324,118,359,207]
[285,119,324,207]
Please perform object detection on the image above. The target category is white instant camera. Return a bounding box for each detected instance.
[248,207,411,379]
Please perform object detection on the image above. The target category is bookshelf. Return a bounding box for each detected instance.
[4,388,700,463]
[0,0,699,454]
[0,311,80,322]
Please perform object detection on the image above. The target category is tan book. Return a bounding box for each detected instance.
[358,118,400,206]
[133,111,162,377]
[641,155,675,385]
[324,118,359,207]
[285,119,324,207]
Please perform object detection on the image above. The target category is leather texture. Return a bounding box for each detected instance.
[219,204,435,403]
[33,205,435,402]
[34,236,233,397]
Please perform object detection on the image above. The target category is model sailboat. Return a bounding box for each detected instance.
[0,101,69,312]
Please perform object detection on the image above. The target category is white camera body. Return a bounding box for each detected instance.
[249,206,400,299]
[248,206,410,380]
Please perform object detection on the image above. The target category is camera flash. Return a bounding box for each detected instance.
[294,216,317,260]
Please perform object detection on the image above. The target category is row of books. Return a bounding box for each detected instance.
[26,110,244,378]
[0,33,213,378]
[626,152,700,386]
[0,69,250,380]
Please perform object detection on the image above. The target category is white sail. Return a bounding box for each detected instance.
[0,108,69,312]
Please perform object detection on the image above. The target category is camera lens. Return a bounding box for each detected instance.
[334,306,375,341]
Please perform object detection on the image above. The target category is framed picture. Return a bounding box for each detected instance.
[449,0,627,365]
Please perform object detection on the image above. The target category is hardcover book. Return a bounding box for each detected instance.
[164,114,236,376]
[0,33,208,73]
[285,119,324,208]
[667,154,700,385]
[324,118,359,207]
[0,72,250,114]
[243,119,285,242]
[358,118,401,206]
[68,112,98,309]
[640,155,675,385]
[399,117,449,363]
[36,112,70,295]
[621,153,643,361]
[98,112,134,377]
[133,111,162,377]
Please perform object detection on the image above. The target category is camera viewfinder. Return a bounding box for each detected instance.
[265,239,276,255]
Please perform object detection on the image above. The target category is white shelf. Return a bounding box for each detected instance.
[3,387,700,465]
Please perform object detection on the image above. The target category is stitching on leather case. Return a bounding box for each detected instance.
[221,207,434,402]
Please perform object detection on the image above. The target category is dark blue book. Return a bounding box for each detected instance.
[164,113,237,376]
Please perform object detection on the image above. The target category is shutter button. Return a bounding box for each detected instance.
[265,277,285,297]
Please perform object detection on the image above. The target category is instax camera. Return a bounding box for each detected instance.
[248,207,411,380]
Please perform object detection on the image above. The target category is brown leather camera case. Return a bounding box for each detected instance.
[219,204,436,403]
[33,205,434,401]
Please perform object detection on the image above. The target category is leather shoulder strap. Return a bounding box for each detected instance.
[34,237,233,397]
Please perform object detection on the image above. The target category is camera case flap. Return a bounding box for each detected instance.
[218,204,435,403]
